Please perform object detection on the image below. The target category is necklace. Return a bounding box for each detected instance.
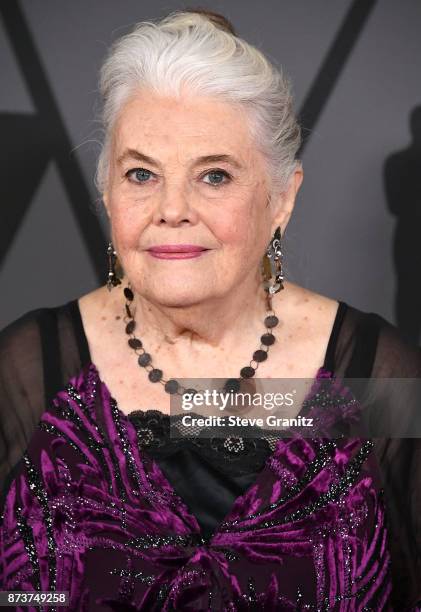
[123,286,279,398]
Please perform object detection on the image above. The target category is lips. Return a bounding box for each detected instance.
[147,245,208,253]
[146,244,210,260]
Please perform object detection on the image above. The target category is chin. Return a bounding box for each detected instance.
[153,294,206,308]
[145,282,211,307]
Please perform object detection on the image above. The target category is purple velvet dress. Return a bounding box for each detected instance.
[1,300,421,610]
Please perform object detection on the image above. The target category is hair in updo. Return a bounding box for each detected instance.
[96,9,302,196]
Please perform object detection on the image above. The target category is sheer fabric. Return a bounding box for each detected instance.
[0,298,420,609]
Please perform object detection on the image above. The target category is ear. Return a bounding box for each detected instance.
[270,164,303,235]
[102,191,111,220]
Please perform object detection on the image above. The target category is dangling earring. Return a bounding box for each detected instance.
[106,241,122,291]
[261,226,284,294]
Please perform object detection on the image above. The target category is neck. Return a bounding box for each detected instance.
[118,274,280,352]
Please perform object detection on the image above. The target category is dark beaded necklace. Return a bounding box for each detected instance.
[123,286,279,398]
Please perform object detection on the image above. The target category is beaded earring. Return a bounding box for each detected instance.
[262,226,284,294]
[106,241,122,291]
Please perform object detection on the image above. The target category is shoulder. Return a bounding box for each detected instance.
[340,300,421,378]
[78,284,127,353]
[369,310,421,377]
[277,281,342,357]
[0,306,53,360]
[0,304,66,389]
[78,284,114,322]
[277,281,340,333]
[0,299,89,392]
[280,282,421,377]
[0,302,73,354]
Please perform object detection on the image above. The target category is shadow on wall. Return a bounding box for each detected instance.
[384,105,421,347]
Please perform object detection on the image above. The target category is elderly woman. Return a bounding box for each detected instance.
[1,9,420,611]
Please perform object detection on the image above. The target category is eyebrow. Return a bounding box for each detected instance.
[116,148,244,170]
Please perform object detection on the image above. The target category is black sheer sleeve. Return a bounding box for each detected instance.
[0,302,89,505]
[366,315,421,608]
[330,305,421,607]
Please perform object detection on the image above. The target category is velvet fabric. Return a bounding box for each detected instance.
[0,363,393,610]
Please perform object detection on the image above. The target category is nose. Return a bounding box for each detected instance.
[153,181,199,227]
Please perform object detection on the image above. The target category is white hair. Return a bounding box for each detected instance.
[96,10,302,197]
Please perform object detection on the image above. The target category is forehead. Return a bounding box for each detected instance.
[112,89,256,159]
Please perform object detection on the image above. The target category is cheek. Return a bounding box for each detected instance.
[110,195,150,250]
[213,197,267,252]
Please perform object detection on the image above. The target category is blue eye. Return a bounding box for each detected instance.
[203,170,231,187]
[127,168,152,183]
[125,167,231,186]
[136,169,150,181]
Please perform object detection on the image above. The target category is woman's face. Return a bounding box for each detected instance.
[104,89,295,307]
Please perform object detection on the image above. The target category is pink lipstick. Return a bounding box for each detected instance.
[147,244,209,260]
